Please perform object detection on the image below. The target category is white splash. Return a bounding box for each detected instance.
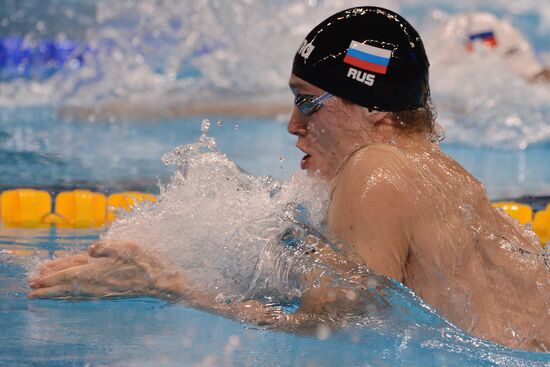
[104,120,331,299]
[0,0,397,107]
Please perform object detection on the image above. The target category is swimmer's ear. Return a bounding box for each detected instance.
[344,99,389,125]
[368,111,391,127]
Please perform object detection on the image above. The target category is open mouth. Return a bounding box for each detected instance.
[300,154,311,169]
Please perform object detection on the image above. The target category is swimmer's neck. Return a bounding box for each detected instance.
[368,123,435,150]
[326,126,435,196]
[332,127,434,178]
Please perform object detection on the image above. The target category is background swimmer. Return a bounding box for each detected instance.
[29,7,550,352]
[434,12,550,83]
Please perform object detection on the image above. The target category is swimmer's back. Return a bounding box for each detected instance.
[330,142,550,351]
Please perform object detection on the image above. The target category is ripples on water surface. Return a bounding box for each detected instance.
[2,134,550,366]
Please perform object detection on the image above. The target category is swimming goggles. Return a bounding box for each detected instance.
[294,92,334,115]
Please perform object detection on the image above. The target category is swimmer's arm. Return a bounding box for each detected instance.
[26,248,284,325]
[328,146,411,282]
[28,241,371,329]
[154,251,374,328]
[175,283,371,330]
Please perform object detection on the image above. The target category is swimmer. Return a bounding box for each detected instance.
[29,7,550,352]
[435,12,550,83]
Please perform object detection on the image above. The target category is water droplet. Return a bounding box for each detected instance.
[316,324,331,340]
[200,119,211,136]
[35,21,46,32]
[224,335,241,354]
[67,58,81,70]
[345,289,357,301]
[279,155,285,170]
[181,337,193,349]
[366,277,379,289]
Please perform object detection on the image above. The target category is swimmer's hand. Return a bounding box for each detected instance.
[28,241,186,301]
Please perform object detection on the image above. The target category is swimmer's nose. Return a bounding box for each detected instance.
[287,107,307,137]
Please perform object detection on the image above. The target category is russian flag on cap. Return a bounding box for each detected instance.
[466,31,497,52]
[343,41,392,75]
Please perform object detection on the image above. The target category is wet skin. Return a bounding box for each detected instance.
[29,75,550,352]
[288,76,549,351]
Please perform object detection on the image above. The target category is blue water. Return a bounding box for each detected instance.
[0,107,297,190]
[2,230,550,367]
[0,110,549,366]
[1,0,549,366]
[0,107,549,199]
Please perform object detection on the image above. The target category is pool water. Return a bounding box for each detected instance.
[1,0,550,366]
[0,107,548,199]
[0,115,549,366]
[2,230,550,366]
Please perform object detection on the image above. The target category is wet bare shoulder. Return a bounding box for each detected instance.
[329,144,413,281]
[333,144,416,193]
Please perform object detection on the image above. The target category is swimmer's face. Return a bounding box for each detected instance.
[287,74,379,180]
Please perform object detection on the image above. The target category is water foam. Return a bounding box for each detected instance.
[0,0,397,107]
[0,1,548,147]
[100,120,466,342]
[103,120,333,300]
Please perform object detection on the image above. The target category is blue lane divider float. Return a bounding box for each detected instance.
[0,37,90,81]
[0,36,226,81]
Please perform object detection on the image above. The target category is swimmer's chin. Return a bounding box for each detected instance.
[302,165,335,182]
[300,156,329,180]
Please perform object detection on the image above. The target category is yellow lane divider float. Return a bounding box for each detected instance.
[107,192,157,222]
[49,190,107,228]
[533,206,550,245]
[0,189,548,247]
[493,201,549,247]
[1,189,52,228]
[492,202,533,225]
[1,189,156,229]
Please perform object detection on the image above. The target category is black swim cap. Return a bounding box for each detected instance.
[293,7,430,111]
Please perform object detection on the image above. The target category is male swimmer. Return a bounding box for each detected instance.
[435,12,549,83]
[29,7,550,352]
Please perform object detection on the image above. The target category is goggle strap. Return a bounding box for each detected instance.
[314,93,333,104]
